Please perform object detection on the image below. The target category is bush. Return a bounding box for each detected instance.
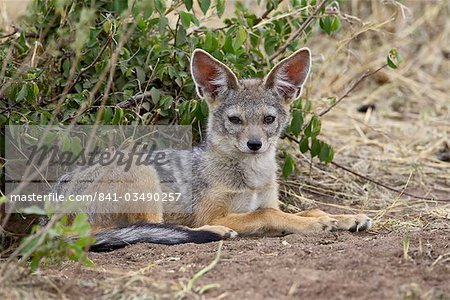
[0,0,341,169]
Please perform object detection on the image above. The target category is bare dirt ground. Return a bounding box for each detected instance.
[1,1,449,299]
[1,229,449,299]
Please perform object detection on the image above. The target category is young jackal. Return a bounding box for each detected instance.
[54,48,372,251]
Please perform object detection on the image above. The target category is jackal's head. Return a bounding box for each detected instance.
[191,48,311,155]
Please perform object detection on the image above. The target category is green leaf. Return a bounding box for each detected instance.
[71,136,83,157]
[32,83,39,98]
[103,20,111,33]
[264,35,277,56]
[200,100,209,116]
[233,27,247,50]
[223,33,234,53]
[198,0,211,15]
[318,143,334,163]
[319,17,331,34]
[318,143,329,162]
[16,85,28,102]
[304,100,312,112]
[150,87,161,104]
[290,109,303,136]
[72,214,90,236]
[387,48,402,69]
[190,14,200,26]
[135,66,146,83]
[282,152,296,179]
[62,136,71,152]
[299,136,309,153]
[185,0,193,10]
[112,108,124,125]
[179,11,192,28]
[103,107,113,123]
[330,16,340,32]
[204,31,216,52]
[328,145,334,162]
[154,0,166,13]
[310,138,321,157]
[216,0,225,17]
[113,0,128,12]
[30,256,41,272]
[176,26,187,45]
[20,235,39,255]
[158,16,168,33]
[304,115,321,138]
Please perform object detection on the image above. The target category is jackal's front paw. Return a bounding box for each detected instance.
[313,216,338,232]
[336,214,372,232]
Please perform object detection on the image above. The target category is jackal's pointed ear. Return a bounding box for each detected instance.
[264,48,311,101]
[191,49,239,101]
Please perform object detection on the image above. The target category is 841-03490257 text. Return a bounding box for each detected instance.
[8,192,182,203]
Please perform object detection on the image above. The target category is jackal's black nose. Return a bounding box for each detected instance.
[247,140,262,151]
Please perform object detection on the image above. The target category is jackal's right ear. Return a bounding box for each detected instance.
[191,49,239,101]
[264,48,311,101]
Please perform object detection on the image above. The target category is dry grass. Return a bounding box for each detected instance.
[278,0,450,233]
[0,0,29,29]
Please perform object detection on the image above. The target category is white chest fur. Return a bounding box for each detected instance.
[231,191,259,212]
[242,151,277,187]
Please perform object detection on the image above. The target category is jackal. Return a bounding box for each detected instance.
[53,48,372,251]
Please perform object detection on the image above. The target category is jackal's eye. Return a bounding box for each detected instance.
[228,116,242,124]
[263,115,276,124]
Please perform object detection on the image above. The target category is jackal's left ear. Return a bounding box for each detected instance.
[191,49,239,101]
[264,48,311,101]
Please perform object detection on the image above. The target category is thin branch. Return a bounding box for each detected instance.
[330,161,450,202]
[255,0,285,24]
[317,64,388,117]
[116,91,153,108]
[289,63,388,134]
[0,27,19,39]
[0,26,39,39]
[269,0,328,62]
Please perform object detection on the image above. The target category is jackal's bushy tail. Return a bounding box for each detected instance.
[90,223,222,252]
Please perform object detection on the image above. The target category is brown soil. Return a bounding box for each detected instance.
[2,230,447,300]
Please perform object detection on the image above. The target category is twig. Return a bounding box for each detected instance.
[0,27,19,39]
[255,0,285,24]
[269,0,329,62]
[288,63,388,134]
[317,64,388,117]
[0,26,39,39]
[330,161,450,202]
[116,91,153,108]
